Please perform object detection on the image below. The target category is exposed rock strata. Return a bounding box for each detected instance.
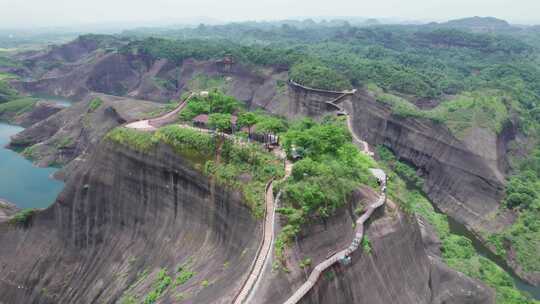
[251,187,494,304]
[0,200,18,223]
[345,90,506,231]
[8,94,162,168]
[0,141,261,304]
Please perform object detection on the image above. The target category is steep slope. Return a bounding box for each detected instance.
[345,90,507,231]
[8,94,162,168]
[11,37,292,110]
[250,187,493,304]
[0,140,261,304]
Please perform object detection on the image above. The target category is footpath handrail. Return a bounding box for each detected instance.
[289,79,357,95]
[231,178,275,304]
[281,100,385,304]
[282,188,386,304]
[148,92,194,127]
[232,159,293,304]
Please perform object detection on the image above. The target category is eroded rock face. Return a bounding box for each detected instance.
[251,187,494,304]
[345,91,506,230]
[0,141,261,304]
[286,82,351,118]
[8,94,162,168]
[0,200,18,223]
[12,101,65,127]
[13,38,292,111]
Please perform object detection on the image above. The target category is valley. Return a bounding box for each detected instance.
[0,15,539,304]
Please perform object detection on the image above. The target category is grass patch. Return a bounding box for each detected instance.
[362,236,372,255]
[105,127,159,152]
[106,124,284,216]
[0,98,37,116]
[369,84,509,139]
[55,136,73,149]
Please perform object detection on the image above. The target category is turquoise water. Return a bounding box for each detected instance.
[33,94,73,107]
[0,123,64,209]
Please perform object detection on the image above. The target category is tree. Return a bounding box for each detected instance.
[238,112,257,128]
[208,113,232,132]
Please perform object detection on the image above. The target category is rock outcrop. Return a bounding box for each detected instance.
[12,38,292,112]
[345,90,507,231]
[0,200,18,223]
[251,187,494,304]
[0,141,261,304]
[8,94,162,168]
[12,101,65,127]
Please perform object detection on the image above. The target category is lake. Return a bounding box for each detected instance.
[0,122,64,209]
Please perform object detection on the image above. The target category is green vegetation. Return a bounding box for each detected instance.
[362,237,372,255]
[9,208,37,226]
[0,98,37,117]
[370,84,510,138]
[237,110,288,134]
[21,145,37,160]
[289,61,351,91]
[175,260,196,286]
[200,280,210,288]
[180,90,242,121]
[188,74,227,91]
[378,146,538,304]
[55,136,73,149]
[486,147,540,273]
[144,101,179,117]
[106,123,284,216]
[208,113,232,132]
[120,295,137,304]
[88,98,103,112]
[105,128,159,152]
[0,80,18,103]
[143,268,172,304]
[299,257,312,269]
[274,118,376,266]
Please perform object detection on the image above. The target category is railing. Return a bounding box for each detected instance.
[231,178,275,304]
[288,79,357,95]
[148,92,194,128]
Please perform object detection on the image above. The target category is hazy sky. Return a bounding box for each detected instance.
[0,0,539,29]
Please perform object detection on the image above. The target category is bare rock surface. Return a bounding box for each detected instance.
[8,94,162,168]
[0,141,261,304]
[345,90,506,231]
[0,200,18,223]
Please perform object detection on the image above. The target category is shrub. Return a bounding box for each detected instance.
[9,209,37,227]
[88,98,103,112]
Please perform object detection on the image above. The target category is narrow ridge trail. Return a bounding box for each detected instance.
[124,86,386,304]
[232,158,293,304]
[281,96,386,304]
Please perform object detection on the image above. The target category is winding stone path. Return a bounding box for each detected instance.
[125,92,193,131]
[233,159,293,304]
[281,91,385,304]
